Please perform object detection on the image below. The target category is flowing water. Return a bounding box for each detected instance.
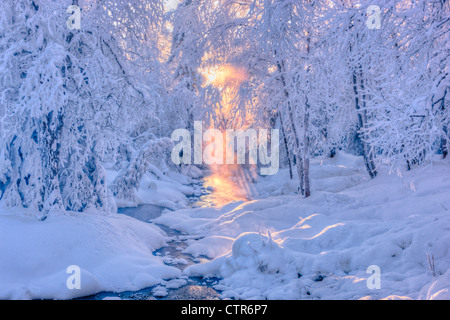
[77,64,256,300]
[79,181,224,300]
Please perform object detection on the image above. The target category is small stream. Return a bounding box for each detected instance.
[79,182,224,300]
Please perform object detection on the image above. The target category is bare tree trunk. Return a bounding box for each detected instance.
[432,76,448,159]
[348,33,377,179]
[40,110,64,216]
[278,114,293,179]
[275,56,308,196]
[352,67,377,179]
[302,35,312,198]
[303,95,311,198]
[358,67,377,178]
[443,127,448,159]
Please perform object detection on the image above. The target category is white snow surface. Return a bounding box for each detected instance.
[0,208,181,299]
[1,153,448,300]
[106,166,195,210]
[154,153,450,300]
[0,164,199,300]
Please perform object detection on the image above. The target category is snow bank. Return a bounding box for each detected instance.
[0,208,181,299]
[418,269,450,300]
[155,153,450,300]
[106,166,198,210]
[183,236,235,259]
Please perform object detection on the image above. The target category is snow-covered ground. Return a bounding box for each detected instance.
[0,207,183,299]
[0,163,204,300]
[106,164,200,210]
[1,153,448,300]
[154,153,450,300]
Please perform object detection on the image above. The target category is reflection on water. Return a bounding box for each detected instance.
[202,173,247,207]
[117,205,164,222]
[79,203,223,300]
[198,63,257,207]
[198,165,256,207]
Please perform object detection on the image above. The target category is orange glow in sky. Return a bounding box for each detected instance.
[201,65,249,89]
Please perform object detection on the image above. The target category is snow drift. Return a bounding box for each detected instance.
[0,208,180,299]
[155,153,450,300]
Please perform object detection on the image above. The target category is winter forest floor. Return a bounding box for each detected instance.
[1,0,448,302]
[1,152,449,300]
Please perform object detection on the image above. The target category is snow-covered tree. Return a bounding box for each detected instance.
[202,0,336,197]
[0,0,166,217]
[332,0,450,171]
[166,0,207,132]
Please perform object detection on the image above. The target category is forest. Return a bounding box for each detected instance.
[0,0,449,301]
